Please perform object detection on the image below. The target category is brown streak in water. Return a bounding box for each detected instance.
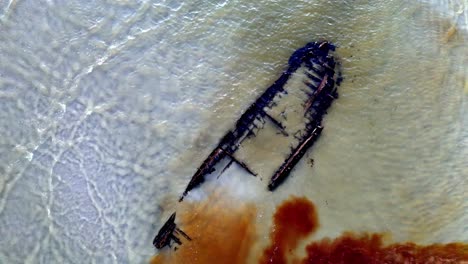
[151,191,257,264]
[259,197,319,264]
[260,197,468,264]
[302,232,468,264]
[151,196,468,264]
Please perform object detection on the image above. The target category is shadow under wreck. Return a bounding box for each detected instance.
[153,40,342,250]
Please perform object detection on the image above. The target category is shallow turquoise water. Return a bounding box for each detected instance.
[0,0,466,263]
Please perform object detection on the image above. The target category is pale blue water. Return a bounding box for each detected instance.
[0,0,467,263]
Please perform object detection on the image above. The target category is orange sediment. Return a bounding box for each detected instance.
[151,196,468,264]
[261,197,468,264]
[151,191,257,264]
[302,232,468,264]
[259,197,319,264]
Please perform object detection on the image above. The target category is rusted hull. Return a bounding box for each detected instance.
[180,148,227,201]
[268,125,323,191]
[178,41,341,200]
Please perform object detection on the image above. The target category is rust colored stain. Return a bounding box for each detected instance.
[151,196,468,264]
[151,191,257,264]
[259,197,468,264]
[302,233,468,264]
[260,197,319,264]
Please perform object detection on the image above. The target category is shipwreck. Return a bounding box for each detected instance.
[154,40,342,250]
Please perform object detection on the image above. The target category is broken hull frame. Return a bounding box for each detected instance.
[180,40,340,200]
[154,40,342,250]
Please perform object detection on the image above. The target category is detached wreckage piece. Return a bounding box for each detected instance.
[153,213,191,249]
[154,41,342,250]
